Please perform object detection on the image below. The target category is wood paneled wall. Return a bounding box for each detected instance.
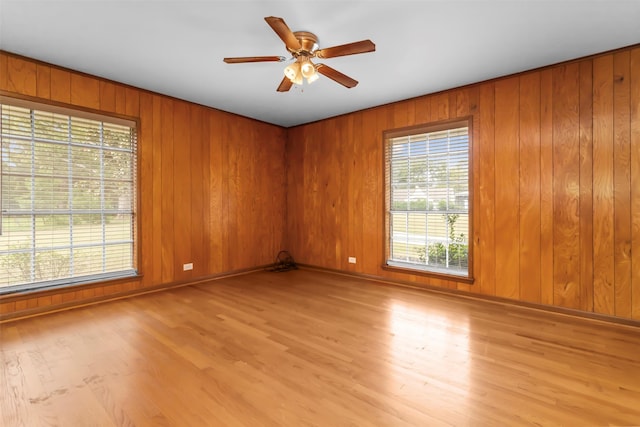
[1,45,639,322]
[286,45,640,320]
[0,51,287,318]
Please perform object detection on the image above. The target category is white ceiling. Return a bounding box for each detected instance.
[1,1,639,127]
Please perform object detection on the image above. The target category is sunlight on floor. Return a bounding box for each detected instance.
[389,301,471,406]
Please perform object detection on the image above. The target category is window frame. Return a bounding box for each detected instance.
[382,117,474,284]
[0,95,141,295]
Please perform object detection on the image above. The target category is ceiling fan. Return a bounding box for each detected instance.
[223,16,375,92]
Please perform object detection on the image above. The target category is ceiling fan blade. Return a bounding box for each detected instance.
[277,76,293,92]
[316,64,358,88]
[315,40,375,59]
[223,56,285,64]
[265,16,301,51]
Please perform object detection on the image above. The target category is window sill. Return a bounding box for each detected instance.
[382,263,475,285]
[0,273,144,302]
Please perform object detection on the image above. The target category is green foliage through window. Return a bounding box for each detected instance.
[0,99,137,292]
[385,122,471,278]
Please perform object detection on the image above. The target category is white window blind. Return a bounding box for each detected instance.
[385,122,470,278]
[0,99,137,294]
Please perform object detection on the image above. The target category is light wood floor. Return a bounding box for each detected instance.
[2,269,640,426]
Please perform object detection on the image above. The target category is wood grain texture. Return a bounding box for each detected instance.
[35,64,51,99]
[592,55,616,316]
[160,97,176,284]
[173,100,192,281]
[2,45,640,320]
[70,74,100,109]
[138,93,153,286]
[431,93,449,121]
[478,84,496,297]
[285,45,640,320]
[190,104,205,279]
[519,72,541,303]
[613,51,632,318]
[2,270,640,426]
[539,69,555,306]
[494,77,520,300]
[49,67,70,103]
[6,56,36,96]
[361,108,380,274]
[468,87,480,294]
[631,47,640,319]
[579,60,594,313]
[99,80,116,112]
[552,63,581,309]
[0,53,8,90]
[1,52,286,318]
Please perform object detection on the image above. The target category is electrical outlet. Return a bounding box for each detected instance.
[183,263,193,271]
[348,257,356,264]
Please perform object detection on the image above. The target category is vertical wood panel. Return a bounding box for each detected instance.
[468,86,480,294]
[455,89,470,119]
[139,92,154,285]
[3,46,640,321]
[478,83,496,296]
[322,118,338,267]
[99,81,116,112]
[539,69,554,306]
[115,85,126,115]
[630,48,640,320]
[579,60,594,312]
[393,101,410,128]
[361,108,380,274]
[0,301,16,315]
[406,99,416,126]
[348,113,363,272]
[414,96,431,124]
[190,105,205,277]
[494,77,520,299]
[50,68,71,103]
[453,88,473,292]
[151,95,163,284]
[6,56,36,96]
[208,111,224,273]
[613,51,632,318]
[239,120,256,267]
[70,74,100,109]
[431,93,449,121]
[376,106,392,277]
[36,64,51,99]
[285,128,302,256]
[0,52,8,90]
[268,126,287,259]
[225,117,239,270]
[519,72,542,303]
[334,117,345,268]
[125,87,140,117]
[552,63,581,309]
[160,98,175,283]
[173,101,192,280]
[592,55,615,315]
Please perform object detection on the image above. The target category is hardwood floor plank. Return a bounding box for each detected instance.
[2,269,639,426]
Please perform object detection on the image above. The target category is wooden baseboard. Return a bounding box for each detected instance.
[0,264,273,323]
[296,263,640,330]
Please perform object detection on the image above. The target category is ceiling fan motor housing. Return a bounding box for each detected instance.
[289,31,319,58]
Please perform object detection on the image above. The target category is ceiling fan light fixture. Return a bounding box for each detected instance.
[301,60,315,79]
[306,71,319,84]
[293,71,304,86]
[284,61,300,81]
[224,17,375,92]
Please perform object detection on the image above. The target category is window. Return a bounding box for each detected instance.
[0,97,137,294]
[384,119,472,281]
